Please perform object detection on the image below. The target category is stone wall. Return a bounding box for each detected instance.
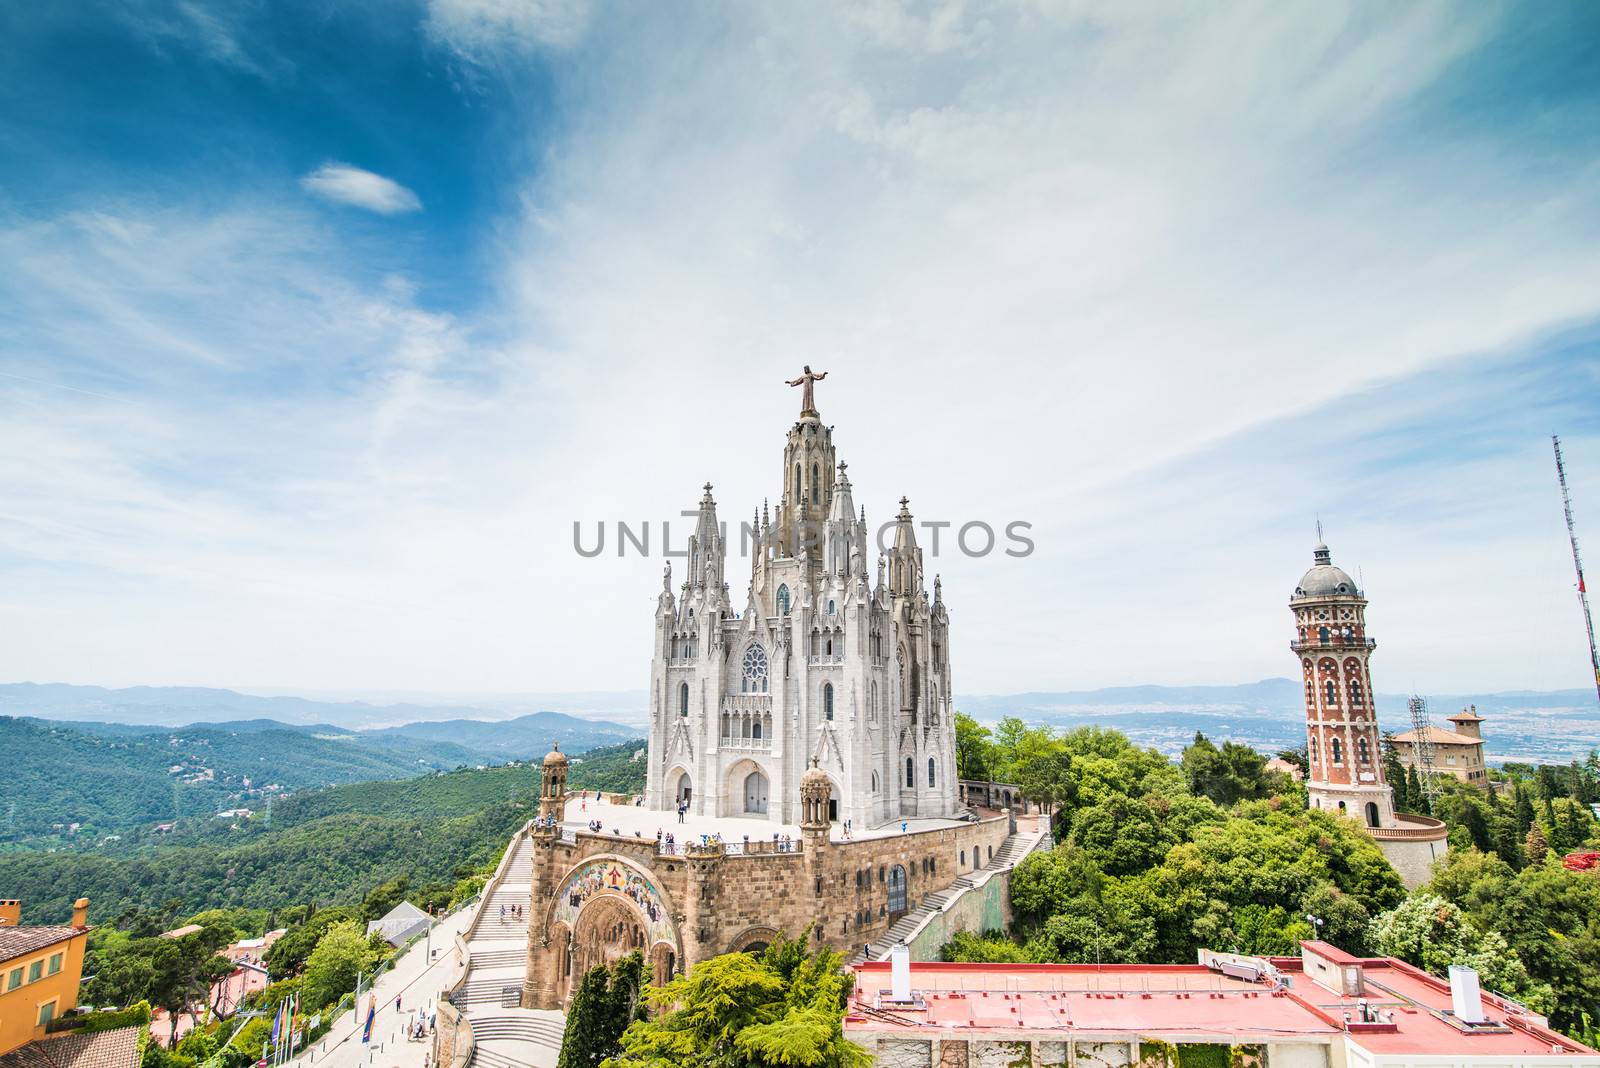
[903,861,1012,960]
[523,815,1013,1007]
[1373,832,1448,890]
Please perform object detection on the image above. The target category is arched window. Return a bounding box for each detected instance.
[905,757,914,788]
[1357,736,1370,763]
[1350,680,1363,705]
[870,681,878,722]
[887,865,907,915]
[753,719,762,740]
[825,637,832,656]
[777,584,790,615]
[1331,737,1343,764]
[823,683,834,720]
[927,758,936,788]
[679,682,689,717]
[1309,735,1319,763]
[870,770,879,793]
[1325,679,1337,706]
[794,465,801,502]
[811,463,819,504]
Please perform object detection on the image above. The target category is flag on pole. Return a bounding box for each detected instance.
[270,998,284,1049]
[361,995,376,1044]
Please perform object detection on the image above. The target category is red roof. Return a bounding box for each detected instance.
[847,954,1598,1059]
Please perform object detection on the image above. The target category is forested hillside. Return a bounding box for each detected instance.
[0,716,484,843]
[0,741,647,924]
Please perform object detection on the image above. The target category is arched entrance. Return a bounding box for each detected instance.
[547,856,683,1006]
[743,770,769,814]
[671,770,692,807]
[1365,801,1379,828]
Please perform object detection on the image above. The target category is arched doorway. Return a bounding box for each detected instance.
[1365,801,1379,828]
[744,770,769,814]
[887,865,907,918]
[672,770,692,807]
[566,896,647,1003]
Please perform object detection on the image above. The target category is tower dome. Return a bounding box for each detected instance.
[543,742,569,768]
[1293,541,1359,599]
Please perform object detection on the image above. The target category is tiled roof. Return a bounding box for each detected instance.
[1392,725,1482,746]
[0,926,83,965]
[0,1027,141,1068]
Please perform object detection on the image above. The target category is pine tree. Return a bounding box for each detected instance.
[1407,767,1428,815]
[1525,822,1549,865]
[1513,785,1537,838]
[557,964,611,1068]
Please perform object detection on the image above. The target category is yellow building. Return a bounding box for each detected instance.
[1393,706,1490,786]
[0,898,91,1057]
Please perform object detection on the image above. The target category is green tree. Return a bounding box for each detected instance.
[953,713,995,781]
[1067,795,1170,877]
[1181,734,1267,806]
[1369,892,1554,1017]
[559,952,648,1068]
[607,934,867,1068]
[941,930,1033,963]
[302,921,379,1010]
[559,965,612,1068]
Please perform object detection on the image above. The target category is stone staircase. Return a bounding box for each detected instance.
[846,825,1048,967]
[458,835,563,1066]
[465,1013,566,1067]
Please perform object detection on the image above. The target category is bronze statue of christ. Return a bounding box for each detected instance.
[787,365,828,413]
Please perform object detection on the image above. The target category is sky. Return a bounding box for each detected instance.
[2,1,1600,699]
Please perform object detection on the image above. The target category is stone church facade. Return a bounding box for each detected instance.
[518,373,1015,1011]
[645,369,961,828]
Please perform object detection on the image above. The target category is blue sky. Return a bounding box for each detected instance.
[1,2,1599,697]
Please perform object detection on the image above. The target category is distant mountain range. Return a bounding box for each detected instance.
[0,682,645,730]
[3,677,1595,771]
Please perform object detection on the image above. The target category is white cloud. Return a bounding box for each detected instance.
[300,164,422,215]
[423,0,591,58]
[5,4,1600,699]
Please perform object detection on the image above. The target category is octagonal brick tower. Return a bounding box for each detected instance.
[1289,540,1396,829]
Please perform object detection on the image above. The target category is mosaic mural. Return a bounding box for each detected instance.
[553,857,677,949]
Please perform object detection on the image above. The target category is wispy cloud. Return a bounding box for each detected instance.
[3,3,1600,697]
[300,164,423,215]
[423,0,591,58]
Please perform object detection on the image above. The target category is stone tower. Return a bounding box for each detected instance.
[1289,539,1396,829]
[644,372,960,828]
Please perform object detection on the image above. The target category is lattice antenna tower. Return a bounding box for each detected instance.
[1407,694,1440,811]
[1553,435,1600,709]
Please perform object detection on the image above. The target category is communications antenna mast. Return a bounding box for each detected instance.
[1407,695,1440,811]
[1553,435,1600,710]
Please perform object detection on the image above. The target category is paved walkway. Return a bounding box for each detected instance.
[287,906,475,1068]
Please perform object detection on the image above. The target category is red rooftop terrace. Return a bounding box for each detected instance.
[846,941,1598,1067]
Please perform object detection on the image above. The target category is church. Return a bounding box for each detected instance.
[645,366,961,828]
[501,372,1030,1015]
